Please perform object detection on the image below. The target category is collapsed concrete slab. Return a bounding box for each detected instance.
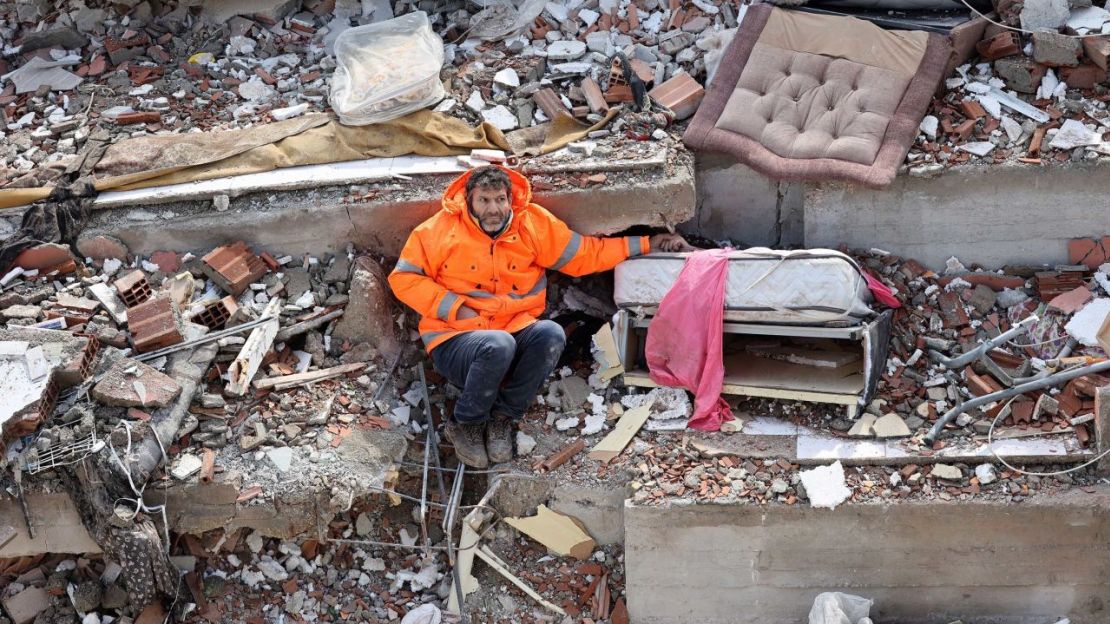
[76,161,695,258]
[144,427,407,539]
[624,488,1110,624]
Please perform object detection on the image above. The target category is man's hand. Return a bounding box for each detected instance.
[457,305,479,319]
[649,233,695,253]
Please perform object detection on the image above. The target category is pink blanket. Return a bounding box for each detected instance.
[645,249,734,431]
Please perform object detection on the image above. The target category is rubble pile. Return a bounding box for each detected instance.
[0,0,723,193]
[907,4,1110,172]
[858,244,1110,445]
[429,0,726,133]
[0,236,419,615]
[0,0,342,189]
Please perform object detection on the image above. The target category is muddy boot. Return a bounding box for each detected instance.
[485,412,515,464]
[445,419,489,468]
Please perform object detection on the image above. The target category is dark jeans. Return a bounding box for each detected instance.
[430,320,566,424]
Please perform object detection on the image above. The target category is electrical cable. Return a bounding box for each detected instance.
[954,0,1099,38]
[987,395,1110,476]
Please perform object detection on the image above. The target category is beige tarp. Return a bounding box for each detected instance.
[0,107,624,210]
[0,111,511,209]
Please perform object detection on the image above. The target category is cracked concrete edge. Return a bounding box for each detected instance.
[76,160,696,259]
[145,429,408,540]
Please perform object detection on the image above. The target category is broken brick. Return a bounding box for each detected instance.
[648,73,705,121]
[128,294,185,353]
[114,270,153,307]
[201,242,268,296]
[1060,64,1108,90]
[533,87,570,120]
[1082,36,1110,71]
[1067,237,1109,270]
[580,77,609,114]
[959,99,987,120]
[976,31,1021,60]
[194,295,239,330]
[114,111,162,125]
[1047,285,1093,314]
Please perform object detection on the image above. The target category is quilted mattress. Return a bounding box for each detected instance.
[613,248,874,324]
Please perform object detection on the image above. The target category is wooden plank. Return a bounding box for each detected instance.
[504,505,596,560]
[475,545,566,615]
[745,345,862,369]
[623,371,860,406]
[226,297,283,396]
[252,362,366,390]
[588,405,650,463]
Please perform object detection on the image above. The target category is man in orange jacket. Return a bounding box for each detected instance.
[389,166,689,467]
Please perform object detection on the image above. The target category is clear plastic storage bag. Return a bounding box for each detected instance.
[328,11,445,125]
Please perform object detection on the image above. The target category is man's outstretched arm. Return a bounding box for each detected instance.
[531,207,691,276]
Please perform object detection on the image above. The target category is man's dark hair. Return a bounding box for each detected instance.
[465,166,511,201]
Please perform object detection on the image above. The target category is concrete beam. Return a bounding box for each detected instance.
[625,488,1110,624]
[77,162,695,259]
[804,163,1110,270]
[685,152,804,247]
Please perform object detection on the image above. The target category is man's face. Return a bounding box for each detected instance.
[468,185,512,236]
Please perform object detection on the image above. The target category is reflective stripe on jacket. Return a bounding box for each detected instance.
[388,167,649,353]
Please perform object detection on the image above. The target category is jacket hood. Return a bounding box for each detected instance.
[441,166,533,216]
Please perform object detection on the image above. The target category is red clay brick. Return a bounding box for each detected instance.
[1060,64,1107,89]
[1047,285,1093,314]
[648,73,705,121]
[128,294,184,353]
[114,111,162,125]
[976,31,1021,60]
[201,242,268,296]
[114,270,152,307]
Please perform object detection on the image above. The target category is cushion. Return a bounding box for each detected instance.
[683,5,950,188]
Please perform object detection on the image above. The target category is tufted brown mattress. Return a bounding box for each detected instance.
[683,5,950,188]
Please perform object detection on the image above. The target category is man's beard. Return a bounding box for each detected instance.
[474,211,508,235]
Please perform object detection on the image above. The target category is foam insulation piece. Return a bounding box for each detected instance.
[1065,298,1110,347]
[799,461,852,510]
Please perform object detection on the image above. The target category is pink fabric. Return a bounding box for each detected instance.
[645,249,734,431]
[863,270,902,309]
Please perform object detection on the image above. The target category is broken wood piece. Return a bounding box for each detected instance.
[447,521,480,615]
[745,345,861,369]
[274,308,344,343]
[504,504,596,560]
[537,438,585,472]
[199,449,216,483]
[235,486,262,503]
[226,298,283,396]
[474,545,566,615]
[592,322,625,381]
[252,362,366,391]
[588,405,650,463]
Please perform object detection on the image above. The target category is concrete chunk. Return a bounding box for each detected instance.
[873,413,912,438]
[847,413,877,438]
[91,358,181,408]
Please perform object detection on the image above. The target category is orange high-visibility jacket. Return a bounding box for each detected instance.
[389,167,650,353]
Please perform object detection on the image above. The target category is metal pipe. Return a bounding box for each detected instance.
[923,358,1110,445]
[928,315,1039,370]
[135,315,277,362]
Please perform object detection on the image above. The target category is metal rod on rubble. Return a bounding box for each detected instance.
[924,358,1110,445]
[419,363,469,624]
[928,315,1039,370]
[135,315,277,362]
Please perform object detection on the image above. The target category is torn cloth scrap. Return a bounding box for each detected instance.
[645,248,734,431]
